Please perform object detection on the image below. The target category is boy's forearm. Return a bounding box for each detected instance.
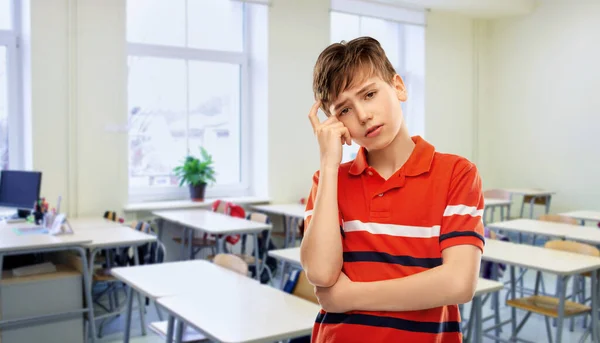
[300,166,343,287]
[350,265,477,312]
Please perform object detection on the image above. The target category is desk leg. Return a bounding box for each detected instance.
[156,218,164,242]
[279,261,288,289]
[253,232,261,280]
[492,264,501,341]
[556,276,568,343]
[175,319,184,343]
[188,228,193,260]
[123,287,134,343]
[529,196,535,219]
[500,206,506,221]
[474,296,482,343]
[217,236,226,254]
[179,226,187,260]
[510,266,517,339]
[545,195,552,214]
[166,316,175,343]
[290,217,297,247]
[133,249,147,335]
[88,248,100,341]
[592,271,599,343]
[283,216,290,248]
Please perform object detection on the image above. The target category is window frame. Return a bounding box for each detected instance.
[126,2,254,202]
[0,0,23,170]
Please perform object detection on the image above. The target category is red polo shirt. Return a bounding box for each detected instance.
[304,136,485,343]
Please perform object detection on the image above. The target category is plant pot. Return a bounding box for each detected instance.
[189,183,207,202]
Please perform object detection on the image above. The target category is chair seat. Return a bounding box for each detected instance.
[93,268,116,282]
[148,320,207,342]
[208,254,261,265]
[173,237,217,247]
[506,295,591,318]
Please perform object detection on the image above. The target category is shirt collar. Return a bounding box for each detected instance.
[348,136,435,177]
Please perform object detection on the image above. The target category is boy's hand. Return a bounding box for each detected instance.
[309,101,352,168]
[314,272,356,313]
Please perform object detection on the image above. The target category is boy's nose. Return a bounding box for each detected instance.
[356,106,373,124]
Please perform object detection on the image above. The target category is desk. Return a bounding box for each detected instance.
[76,225,157,340]
[124,196,270,213]
[153,209,271,264]
[503,188,555,219]
[158,282,319,343]
[112,260,259,343]
[482,239,600,343]
[252,204,305,248]
[465,279,504,343]
[0,224,96,342]
[488,218,600,246]
[559,210,600,226]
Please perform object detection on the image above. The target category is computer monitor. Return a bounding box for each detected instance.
[0,170,42,213]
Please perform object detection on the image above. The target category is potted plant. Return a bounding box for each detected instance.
[173,147,216,201]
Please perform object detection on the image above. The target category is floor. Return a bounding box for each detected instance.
[97,264,597,343]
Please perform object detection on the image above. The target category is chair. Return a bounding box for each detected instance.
[285,270,318,343]
[213,253,249,276]
[148,254,248,342]
[209,212,273,283]
[291,270,318,304]
[483,189,511,200]
[520,192,551,218]
[539,214,578,225]
[505,240,597,340]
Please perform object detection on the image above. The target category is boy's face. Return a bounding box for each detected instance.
[326,73,407,151]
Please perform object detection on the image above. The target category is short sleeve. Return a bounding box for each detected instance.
[439,160,486,252]
[304,171,344,233]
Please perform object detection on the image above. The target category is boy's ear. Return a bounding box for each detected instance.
[393,74,407,102]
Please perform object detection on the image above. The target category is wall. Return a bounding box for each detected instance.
[267,0,329,204]
[24,0,127,217]
[478,0,600,213]
[424,10,477,160]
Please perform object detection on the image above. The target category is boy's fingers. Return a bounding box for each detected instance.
[308,101,322,131]
[342,128,352,145]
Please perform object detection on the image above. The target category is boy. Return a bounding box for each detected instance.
[300,37,485,342]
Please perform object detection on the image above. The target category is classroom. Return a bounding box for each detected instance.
[0,0,599,342]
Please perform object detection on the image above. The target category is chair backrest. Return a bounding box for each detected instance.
[544,240,600,257]
[247,212,270,224]
[483,189,511,200]
[212,200,228,214]
[292,270,318,304]
[539,214,578,225]
[228,203,245,219]
[131,220,152,233]
[103,210,124,223]
[523,193,549,205]
[213,253,249,275]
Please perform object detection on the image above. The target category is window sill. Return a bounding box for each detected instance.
[123,195,271,213]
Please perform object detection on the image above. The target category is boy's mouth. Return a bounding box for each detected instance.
[365,124,383,137]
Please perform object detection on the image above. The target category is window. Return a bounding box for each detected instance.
[0,0,22,170]
[127,0,266,201]
[330,2,425,163]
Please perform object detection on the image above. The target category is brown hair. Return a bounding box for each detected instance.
[313,37,397,115]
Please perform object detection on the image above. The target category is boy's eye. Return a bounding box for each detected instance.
[366,91,375,99]
[340,108,350,116]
